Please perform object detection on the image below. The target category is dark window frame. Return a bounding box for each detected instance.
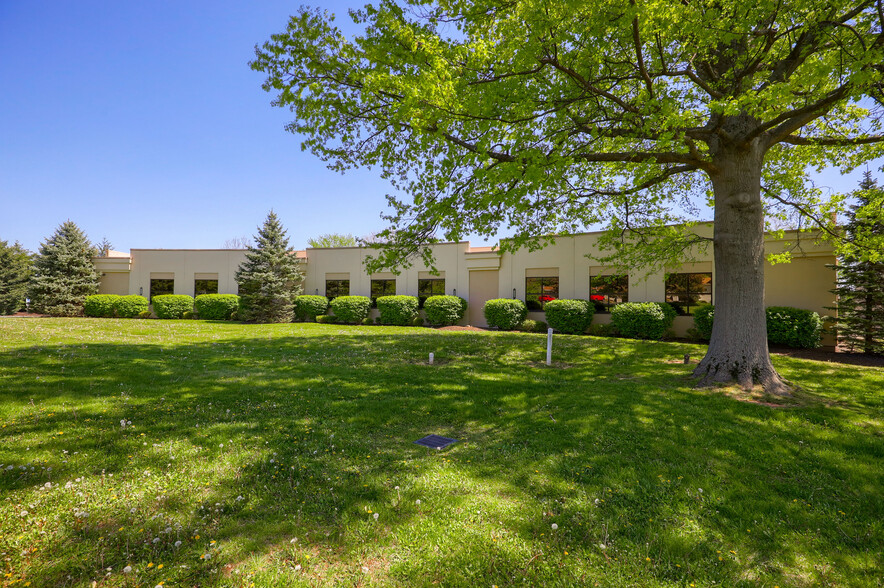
[149,278,174,301]
[525,276,559,311]
[589,274,629,313]
[194,279,219,297]
[417,278,445,308]
[665,272,713,315]
[370,279,396,307]
[325,279,350,300]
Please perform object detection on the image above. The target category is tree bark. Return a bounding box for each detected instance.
[693,141,790,395]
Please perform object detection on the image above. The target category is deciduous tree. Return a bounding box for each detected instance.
[28,221,100,316]
[252,0,884,394]
[235,211,304,322]
[307,233,358,248]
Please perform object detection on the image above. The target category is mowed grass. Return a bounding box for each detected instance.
[0,319,882,588]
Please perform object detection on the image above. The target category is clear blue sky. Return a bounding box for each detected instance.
[0,2,879,253]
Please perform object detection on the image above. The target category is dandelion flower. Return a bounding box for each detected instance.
[123,566,132,573]
[415,499,421,506]
[373,513,379,521]
[551,523,558,530]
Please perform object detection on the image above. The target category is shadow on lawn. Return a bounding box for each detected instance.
[1,328,882,586]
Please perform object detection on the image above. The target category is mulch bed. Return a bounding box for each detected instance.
[769,345,884,368]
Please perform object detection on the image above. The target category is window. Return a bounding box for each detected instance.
[590,275,628,313]
[194,279,218,297]
[665,272,712,315]
[370,279,396,307]
[526,277,559,311]
[149,279,174,301]
[326,279,350,300]
[418,278,445,308]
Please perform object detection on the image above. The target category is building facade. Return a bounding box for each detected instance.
[93,227,836,342]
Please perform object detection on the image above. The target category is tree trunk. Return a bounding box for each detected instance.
[693,143,790,395]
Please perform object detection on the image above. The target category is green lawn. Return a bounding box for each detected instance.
[0,319,881,587]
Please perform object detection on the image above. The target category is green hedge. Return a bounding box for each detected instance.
[152,295,194,319]
[294,295,329,322]
[693,304,715,340]
[377,295,419,326]
[84,295,119,317]
[544,299,594,334]
[610,302,676,340]
[423,295,467,326]
[517,319,548,333]
[693,305,822,348]
[316,314,338,324]
[766,306,822,348]
[195,294,240,320]
[114,295,149,318]
[329,296,372,324]
[484,299,528,330]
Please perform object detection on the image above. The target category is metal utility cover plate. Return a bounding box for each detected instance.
[414,435,457,450]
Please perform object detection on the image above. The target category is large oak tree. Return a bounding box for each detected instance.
[252,0,884,394]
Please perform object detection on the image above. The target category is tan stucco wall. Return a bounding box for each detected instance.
[129,249,249,298]
[98,272,129,295]
[303,242,469,303]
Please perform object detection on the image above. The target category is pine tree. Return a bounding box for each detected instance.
[831,172,884,355]
[235,211,303,323]
[0,240,32,314]
[27,221,100,316]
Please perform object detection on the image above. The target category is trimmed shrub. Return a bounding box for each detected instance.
[294,295,329,322]
[114,295,149,318]
[693,304,715,340]
[412,316,425,327]
[484,299,528,330]
[377,295,419,326]
[544,299,593,334]
[423,295,467,326]
[610,302,676,340]
[84,295,120,318]
[517,319,548,333]
[766,306,822,348]
[152,295,194,319]
[329,296,372,324]
[316,314,338,324]
[195,294,240,320]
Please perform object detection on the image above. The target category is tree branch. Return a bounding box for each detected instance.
[781,134,884,146]
[631,5,654,98]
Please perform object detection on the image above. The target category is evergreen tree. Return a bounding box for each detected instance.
[831,172,884,355]
[235,211,303,323]
[28,221,100,316]
[0,240,32,314]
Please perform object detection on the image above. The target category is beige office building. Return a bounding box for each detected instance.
[93,227,836,341]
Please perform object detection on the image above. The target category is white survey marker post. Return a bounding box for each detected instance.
[546,328,553,365]
[429,352,434,365]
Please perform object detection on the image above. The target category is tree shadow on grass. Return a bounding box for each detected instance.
[0,327,882,586]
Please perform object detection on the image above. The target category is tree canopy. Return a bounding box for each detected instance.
[831,171,884,354]
[27,221,100,316]
[252,0,884,393]
[0,240,32,315]
[307,233,359,248]
[235,211,304,323]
